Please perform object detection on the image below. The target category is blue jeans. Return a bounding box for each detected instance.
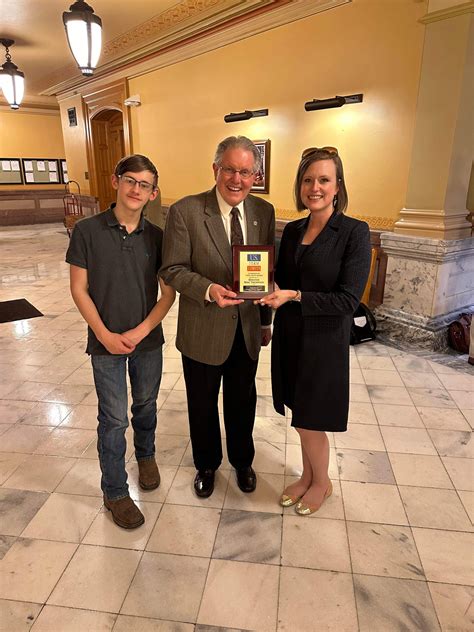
[91,346,163,500]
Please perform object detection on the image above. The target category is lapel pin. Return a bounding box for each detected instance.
[253,220,258,226]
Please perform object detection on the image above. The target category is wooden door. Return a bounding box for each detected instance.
[91,110,125,211]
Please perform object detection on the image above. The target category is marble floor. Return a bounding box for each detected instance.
[0,223,473,632]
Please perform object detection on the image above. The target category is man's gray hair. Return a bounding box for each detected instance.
[214,136,262,172]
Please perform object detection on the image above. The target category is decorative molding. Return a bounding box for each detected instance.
[0,103,60,115]
[394,207,472,239]
[420,0,474,24]
[275,208,396,231]
[48,0,350,97]
[380,232,474,263]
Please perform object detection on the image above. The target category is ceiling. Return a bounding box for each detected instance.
[0,0,356,108]
[0,0,289,107]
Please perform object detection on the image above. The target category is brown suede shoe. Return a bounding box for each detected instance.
[138,458,161,490]
[104,495,144,529]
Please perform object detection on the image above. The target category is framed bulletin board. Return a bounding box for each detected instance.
[22,158,61,185]
[0,158,23,185]
[59,160,69,184]
[250,139,270,194]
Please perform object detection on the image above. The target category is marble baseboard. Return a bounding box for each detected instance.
[375,307,453,352]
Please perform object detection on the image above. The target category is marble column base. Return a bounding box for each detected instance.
[376,232,474,352]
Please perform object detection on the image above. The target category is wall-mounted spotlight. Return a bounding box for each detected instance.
[305,94,363,111]
[224,108,268,123]
[63,0,102,77]
[0,39,25,110]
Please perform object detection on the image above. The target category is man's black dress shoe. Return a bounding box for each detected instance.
[236,466,257,493]
[194,469,215,498]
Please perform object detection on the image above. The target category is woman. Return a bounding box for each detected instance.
[260,147,371,515]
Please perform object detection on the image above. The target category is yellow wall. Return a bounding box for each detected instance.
[129,0,426,221]
[58,95,91,195]
[0,110,65,190]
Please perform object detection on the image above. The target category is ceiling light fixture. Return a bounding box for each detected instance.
[63,0,102,77]
[0,39,25,110]
[224,108,268,123]
[305,94,363,111]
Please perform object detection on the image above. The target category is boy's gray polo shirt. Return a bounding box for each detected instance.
[66,205,165,355]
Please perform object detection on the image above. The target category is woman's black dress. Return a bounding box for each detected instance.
[271,211,371,431]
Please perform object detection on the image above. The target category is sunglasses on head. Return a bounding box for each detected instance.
[302,146,338,159]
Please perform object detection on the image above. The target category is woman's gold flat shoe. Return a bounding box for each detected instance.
[279,492,303,507]
[295,480,333,516]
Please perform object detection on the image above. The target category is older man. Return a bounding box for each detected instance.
[161,136,275,497]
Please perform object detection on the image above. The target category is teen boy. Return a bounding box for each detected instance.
[66,154,175,529]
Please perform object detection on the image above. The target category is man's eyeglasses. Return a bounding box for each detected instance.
[218,166,255,180]
[302,146,338,159]
[118,174,156,192]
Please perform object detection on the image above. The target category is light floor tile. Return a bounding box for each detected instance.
[213,509,282,564]
[155,434,189,465]
[367,385,412,405]
[399,485,472,531]
[41,384,93,406]
[337,449,395,484]
[253,415,287,443]
[0,488,49,535]
[417,406,471,431]
[31,605,116,631]
[373,403,424,427]
[3,381,56,402]
[198,559,279,631]
[412,528,474,585]
[147,504,220,557]
[380,426,437,455]
[392,356,435,373]
[347,402,377,425]
[60,404,98,429]
[0,452,27,485]
[408,388,457,409]
[114,616,193,632]
[223,472,284,514]
[55,458,102,497]
[122,552,209,622]
[252,440,285,474]
[33,427,96,457]
[428,582,474,632]
[3,455,76,492]
[278,566,358,632]
[84,500,162,549]
[358,355,396,370]
[282,515,351,572]
[354,574,440,632]
[341,481,408,525]
[349,383,371,403]
[0,538,77,603]
[22,493,102,542]
[48,544,141,613]
[362,369,404,387]
[389,453,453,489]
[334,424,385,451]
[399,370,443,389]
[458,490,474,523]
[0,425,54,454]
[429,429,473,458]
[156,409,190,436]
[0,400,34,424]
[449,389,474,410]
[128,463,178,503]
[347,521,424,579]
[21,402,72,426]
[436,372,474,391]
[0,599,42,631]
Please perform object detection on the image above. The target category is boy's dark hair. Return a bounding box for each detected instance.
[114,154,158,187]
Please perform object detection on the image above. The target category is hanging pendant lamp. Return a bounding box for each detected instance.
[63,0,102,76]
[0,39,25,110]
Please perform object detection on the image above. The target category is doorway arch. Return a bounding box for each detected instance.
[90,108,125,210]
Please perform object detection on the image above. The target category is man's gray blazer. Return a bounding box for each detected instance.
[160,187,275,366]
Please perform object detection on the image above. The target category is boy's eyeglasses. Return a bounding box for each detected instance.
[302,146,338,159]
[218,166,255,180]
[118,174,156,192]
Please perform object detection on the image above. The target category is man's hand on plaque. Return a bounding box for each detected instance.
[209,283,244,308]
